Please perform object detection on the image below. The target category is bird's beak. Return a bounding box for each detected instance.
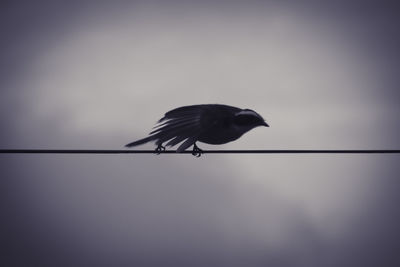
[262,121,269,127]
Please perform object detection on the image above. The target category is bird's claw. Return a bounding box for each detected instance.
[155,144,166,154]
[192,144,203,157]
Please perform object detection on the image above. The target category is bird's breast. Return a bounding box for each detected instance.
[197,110,244,144]
[197,127,243,145]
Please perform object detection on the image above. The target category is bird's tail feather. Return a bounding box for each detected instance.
[125,136,155,147]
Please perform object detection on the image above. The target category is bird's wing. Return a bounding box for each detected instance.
[150,105,205,151]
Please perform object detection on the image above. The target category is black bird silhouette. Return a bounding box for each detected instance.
[125,104,269,156]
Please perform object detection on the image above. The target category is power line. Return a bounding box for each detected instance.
[0,149,399,154]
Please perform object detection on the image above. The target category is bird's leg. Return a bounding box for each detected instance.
[155,144,166,154]
[192,143,203,157]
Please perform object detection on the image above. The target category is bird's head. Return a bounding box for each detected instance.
[233,109,269,133]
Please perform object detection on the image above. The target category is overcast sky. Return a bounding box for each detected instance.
[1,1,400,266]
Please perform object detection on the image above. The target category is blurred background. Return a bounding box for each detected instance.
[1,0,399,266]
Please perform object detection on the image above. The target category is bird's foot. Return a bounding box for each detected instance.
[155,144,166,154]
[192,143,203,157]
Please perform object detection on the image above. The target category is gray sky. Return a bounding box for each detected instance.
[1,1,400,266]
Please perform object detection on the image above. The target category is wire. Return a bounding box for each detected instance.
[0,149,399,154]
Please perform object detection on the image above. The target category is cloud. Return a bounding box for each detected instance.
[1,1,400,266]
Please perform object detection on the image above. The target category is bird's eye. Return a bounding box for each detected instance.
[234,114,259,125]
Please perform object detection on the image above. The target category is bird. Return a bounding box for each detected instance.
[125,104,269,156]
